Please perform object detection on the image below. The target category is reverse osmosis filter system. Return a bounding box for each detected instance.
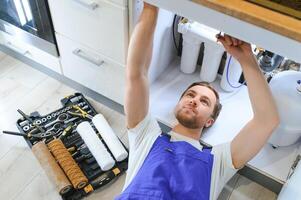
[178,20,242,92]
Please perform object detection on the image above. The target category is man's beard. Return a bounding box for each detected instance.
[175,108,202,129]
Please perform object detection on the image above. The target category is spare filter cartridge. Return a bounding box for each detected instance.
[77,121,115,171]
[92,114,128,162]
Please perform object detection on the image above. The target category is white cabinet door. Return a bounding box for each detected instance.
[48,0,128,65]
[0,31,62,74]
[110,0,128,7]
[56,33,125,105]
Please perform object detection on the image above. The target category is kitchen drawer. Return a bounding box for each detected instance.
[56,33,125,105]
[0,31,62,74]
[48,0,129,65]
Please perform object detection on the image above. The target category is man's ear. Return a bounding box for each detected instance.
[204,118,214,128]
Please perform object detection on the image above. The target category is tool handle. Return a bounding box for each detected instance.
[91,170,116,190]
[2,131,27,137]
[17,109,45,133]
[17,109,31,121]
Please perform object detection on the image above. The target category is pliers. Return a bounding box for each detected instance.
[67,105,93,120]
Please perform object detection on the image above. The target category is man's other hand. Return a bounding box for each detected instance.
[216,34,255,65]
[144,2,158,10]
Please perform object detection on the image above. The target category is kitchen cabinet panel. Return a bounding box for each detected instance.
[0,31,62,74]
[110,0,128,7]
[56,33,125,105]
[48,0,129,65]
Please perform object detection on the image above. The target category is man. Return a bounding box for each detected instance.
[115,2,279,200]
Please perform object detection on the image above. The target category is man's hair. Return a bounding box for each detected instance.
[180,81,222,122]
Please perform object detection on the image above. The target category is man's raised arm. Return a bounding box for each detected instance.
[217,35,280,169]
[125,3,158,129]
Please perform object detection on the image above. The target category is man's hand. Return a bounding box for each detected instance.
[216,34,255,65]
[144,2,158,10]
[217,33,279,169]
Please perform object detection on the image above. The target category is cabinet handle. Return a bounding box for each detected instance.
[5,41,30,55]
[73,0,99,10]
[73,48,105,66]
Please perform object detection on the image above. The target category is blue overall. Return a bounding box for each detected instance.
[115,133,214,200]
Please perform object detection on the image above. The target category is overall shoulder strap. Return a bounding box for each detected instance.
[202,146,213,153]
[160,132,171,139]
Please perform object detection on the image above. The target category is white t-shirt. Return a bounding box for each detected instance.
[122,113,238,200]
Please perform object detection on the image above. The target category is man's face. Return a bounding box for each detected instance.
[174,85,217,129]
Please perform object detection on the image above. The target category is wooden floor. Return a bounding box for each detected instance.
[0,51,277,200]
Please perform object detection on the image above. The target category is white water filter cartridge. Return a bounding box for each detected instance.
[200,42,224,82]
[180,34,202,74]
[77,121,115,171]
[220,54,243,92]
[92,114,128,162]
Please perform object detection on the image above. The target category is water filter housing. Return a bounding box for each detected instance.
[178,21,224,82]
[178,21,203,74]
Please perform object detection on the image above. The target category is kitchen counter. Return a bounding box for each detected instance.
[192,0,301,43]
[145,0,301,63]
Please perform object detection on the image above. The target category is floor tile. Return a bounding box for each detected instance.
[86,173,126,200]
[4,60,47,89]
[13,170,62,200]
[0,132,22,160]
[0,50,6,60]
[0,139,41,200]
[0,54,19,78]
[228,176,277,200]
[0,77,31,113]
[218,173,240,200]
[29,80,76,116]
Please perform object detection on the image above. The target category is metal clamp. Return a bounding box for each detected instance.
[73,48,104,67]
